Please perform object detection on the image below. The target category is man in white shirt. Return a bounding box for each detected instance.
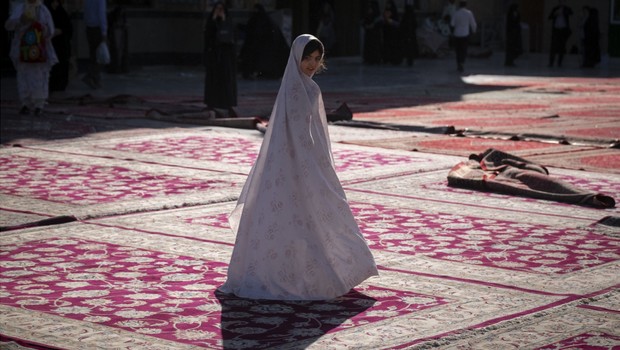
[450,0,476,72]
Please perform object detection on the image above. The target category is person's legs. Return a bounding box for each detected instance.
[16,67,31,113]
[16,64,49,115]
[84,26,103,88]
[31,67,50,113]
[455,36,467,72]
[549,29,562,67]
[557,30,569,67]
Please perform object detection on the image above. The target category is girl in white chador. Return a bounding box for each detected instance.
[219,34,378,300]
[5,0,58,116]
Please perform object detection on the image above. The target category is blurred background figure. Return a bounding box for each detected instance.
[316,2,336,56]
[450,0,476,73]
[82,0,107,89]
[401,0,418,66]
[548,0,572,67]
[45,0,72,92]
[5,0,58,116]
[238,3,288,79]
[380,0,403,65]
[361,0,382,65]
[504,3,522,67]
[580,6,601,68]
[203,1,237,116]
[441,0,456,48]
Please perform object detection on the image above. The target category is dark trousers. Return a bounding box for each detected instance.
[85,26,103,84]
[549,28,570,67]
[454,35,469,71]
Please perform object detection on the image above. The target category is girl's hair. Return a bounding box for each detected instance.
[302,39,326,73]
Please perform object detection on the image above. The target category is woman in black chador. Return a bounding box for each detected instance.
[400,0,418,66]
[362,0,382,65]
[203,1,237,113]
[45,0,72,91]
[380,0,403,65]
[239,4,288,79]
[548,0,572,67]
[581,6,601,68]
[504,3,522,67]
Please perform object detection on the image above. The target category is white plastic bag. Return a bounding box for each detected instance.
[96,42,110,65]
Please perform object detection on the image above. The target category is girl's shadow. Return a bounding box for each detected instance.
[215,289,377,349]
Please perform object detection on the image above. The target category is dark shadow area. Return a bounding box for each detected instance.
[0,94,207,145]
[215,289,377,349]
[1,53,618,146]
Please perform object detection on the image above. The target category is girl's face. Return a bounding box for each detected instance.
[300,50,322,77]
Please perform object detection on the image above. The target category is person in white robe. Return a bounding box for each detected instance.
[219,34,379,300]
[5,0,58,115]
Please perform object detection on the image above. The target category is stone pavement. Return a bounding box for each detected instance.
[2,50,619,171]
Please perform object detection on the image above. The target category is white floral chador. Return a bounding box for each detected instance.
[219,34,378,300]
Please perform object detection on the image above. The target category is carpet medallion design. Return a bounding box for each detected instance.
[0,236,447,349]
[0,147,245,219]
[1,224,566,349]
[179,203,620,275]
[22,130,462,182]
[0,155,233,205]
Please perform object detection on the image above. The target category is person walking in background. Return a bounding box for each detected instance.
[451,0,476,73]
[218,34,378,300]
[548,0,572,67]
[5,0,58,116]
[401,0,419,66]
[45,0,72,92]
[504,3,522,67]
[203,1,237,117]
[361,0,382,65]
[82,0,107,88]
[580,6,601,68]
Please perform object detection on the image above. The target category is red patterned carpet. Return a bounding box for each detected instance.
[1,129,618,349]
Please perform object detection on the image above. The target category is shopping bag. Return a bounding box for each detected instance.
[96,42,111,65]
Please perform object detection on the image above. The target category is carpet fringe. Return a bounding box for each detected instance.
[75,195,239,221]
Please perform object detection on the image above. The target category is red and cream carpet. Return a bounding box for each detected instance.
[1,128,618,349]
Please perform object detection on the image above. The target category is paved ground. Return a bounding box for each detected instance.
[2,51,619,136]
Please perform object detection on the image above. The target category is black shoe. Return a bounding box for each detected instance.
[34,108,43,116]
[82,76,97,89]
[19,106,30,115]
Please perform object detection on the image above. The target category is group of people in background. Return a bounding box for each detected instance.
[361,0,601,73]
[362,0,419,66]
[5,0,604,118]
[363,0,476,72]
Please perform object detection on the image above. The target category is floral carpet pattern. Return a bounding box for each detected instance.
[1,129,619,349]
